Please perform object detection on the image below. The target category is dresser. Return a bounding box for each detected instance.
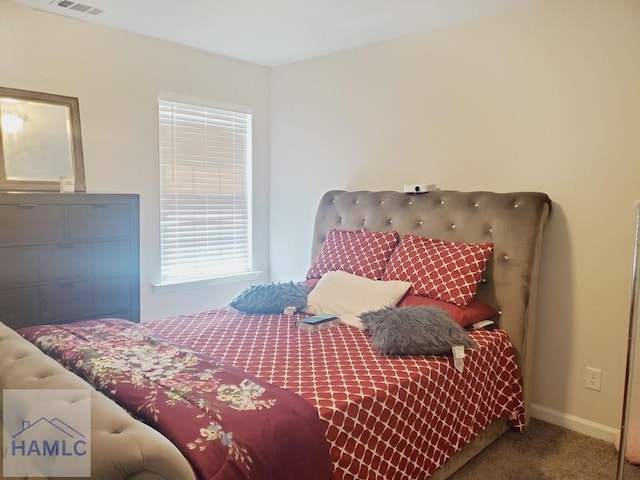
[0,193,140,329]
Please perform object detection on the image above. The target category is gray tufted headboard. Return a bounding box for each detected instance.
[311,190,552,416]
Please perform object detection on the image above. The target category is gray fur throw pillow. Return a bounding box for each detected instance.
[229,281,310,314]
[360,306,477,355]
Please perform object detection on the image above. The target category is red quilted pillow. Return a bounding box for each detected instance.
[397,294,498,328]
[382,234,493,306]
[306,229,399,280]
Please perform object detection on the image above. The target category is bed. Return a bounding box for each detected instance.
[0,189,552,480]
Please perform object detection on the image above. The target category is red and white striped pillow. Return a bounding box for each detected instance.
[382,234,493,306]
[306,228,399,280]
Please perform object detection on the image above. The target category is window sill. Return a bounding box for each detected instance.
[152,271,262,294]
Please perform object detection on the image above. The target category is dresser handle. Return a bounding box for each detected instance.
[18,204,39,208]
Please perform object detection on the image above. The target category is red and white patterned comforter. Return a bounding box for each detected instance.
[147,308,525,480]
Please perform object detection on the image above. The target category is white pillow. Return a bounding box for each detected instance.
[306,270,411,329]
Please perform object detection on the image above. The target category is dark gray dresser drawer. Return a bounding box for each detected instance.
[0,287,40,328]
[0,247,39,286]
[0,204,64,244]
[67,204,131,240]
[40,281,93,323]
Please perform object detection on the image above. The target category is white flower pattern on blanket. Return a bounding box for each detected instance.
[217,379,276,410]
[21,321,280,476]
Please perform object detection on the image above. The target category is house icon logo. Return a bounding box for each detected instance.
[3,389,91,477]
[11,417,88,457]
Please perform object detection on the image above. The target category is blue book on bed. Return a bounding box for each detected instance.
[296,314,339,331]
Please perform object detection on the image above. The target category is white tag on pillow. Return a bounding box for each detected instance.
[452,345,465,373]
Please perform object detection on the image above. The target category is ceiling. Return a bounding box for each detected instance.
[12,0,533,67]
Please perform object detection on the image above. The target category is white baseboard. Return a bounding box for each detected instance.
[530,403,620,444]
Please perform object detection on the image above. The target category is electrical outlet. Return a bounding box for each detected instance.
[586,367,602,391]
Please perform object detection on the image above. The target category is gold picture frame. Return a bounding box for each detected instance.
[0,87,85,192]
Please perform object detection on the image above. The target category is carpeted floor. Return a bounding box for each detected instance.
[449,418,640,480]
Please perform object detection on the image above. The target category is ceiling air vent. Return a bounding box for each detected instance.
[50,0,104,16]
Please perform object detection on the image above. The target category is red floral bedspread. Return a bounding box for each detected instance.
[19,319,333,480]
[147,308,526,480]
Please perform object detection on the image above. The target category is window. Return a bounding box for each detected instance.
[158,98,252,286]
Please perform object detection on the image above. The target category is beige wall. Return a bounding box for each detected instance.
[270,0,640,437]
[0,1,271,321]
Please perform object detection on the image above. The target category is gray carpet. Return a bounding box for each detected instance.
[449,418,640,480]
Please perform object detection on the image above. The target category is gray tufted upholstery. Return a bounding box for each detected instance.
[0,323,197,480]
[311,190,552,418]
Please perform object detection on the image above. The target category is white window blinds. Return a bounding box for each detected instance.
[159,99,252,285]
